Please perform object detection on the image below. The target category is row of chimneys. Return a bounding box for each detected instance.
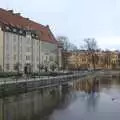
[8,10,20,16]
[8,9,29,20]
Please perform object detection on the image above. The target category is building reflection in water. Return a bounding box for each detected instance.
[73,77,100,93]
[0,86,70,120]
[0,78,101,120]
[73,77,100,112]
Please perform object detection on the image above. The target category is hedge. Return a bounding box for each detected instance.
[31,71,73,77]
[0,71,73,78]
[0,72,22,78]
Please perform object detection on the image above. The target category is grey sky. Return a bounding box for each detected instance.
[0,0,120,50]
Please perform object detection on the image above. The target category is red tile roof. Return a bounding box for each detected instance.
[0,8,58,44]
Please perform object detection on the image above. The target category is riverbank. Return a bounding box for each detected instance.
[0,71,94,97]
[0,70,119,97]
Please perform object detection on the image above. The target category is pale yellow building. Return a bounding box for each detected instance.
[63,50,120,70]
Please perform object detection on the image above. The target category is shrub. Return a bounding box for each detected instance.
[0,72,22,78]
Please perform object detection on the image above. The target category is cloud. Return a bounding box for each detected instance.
[98,37,120,50]
[0,0,120,50]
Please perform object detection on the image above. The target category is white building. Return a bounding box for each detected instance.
[0,8,62,73]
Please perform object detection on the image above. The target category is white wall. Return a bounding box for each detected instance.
[0,27,3,71]
[3,31,59,72]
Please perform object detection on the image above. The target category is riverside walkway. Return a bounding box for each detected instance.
[0,71,92,85]
[0,71,96,97]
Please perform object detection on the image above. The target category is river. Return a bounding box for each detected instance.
[0,74,120,120]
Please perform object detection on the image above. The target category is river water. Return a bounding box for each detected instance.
[0,74,120,120]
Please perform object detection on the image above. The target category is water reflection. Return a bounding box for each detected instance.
[73,78,100,112]
[1,75,120,120]
[73,78,100,93]
[0,87,69,120]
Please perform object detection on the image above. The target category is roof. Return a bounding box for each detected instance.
[0,8,58,45]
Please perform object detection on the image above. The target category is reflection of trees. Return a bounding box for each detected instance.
[86,91,100,112]
[73,78,100,93]
[73,78,100,112]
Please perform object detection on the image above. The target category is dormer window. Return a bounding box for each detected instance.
[6,26,10,30]
[13,28,17,32]
[31,33,35,37]
[36,36,39,39]
[26,31,31,35]
[31,33,39,39]
[19,30,23,34]
[26,32,31,38]
[4,26,12,32]
[22,30,26,36]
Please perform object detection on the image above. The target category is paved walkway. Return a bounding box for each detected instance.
[0,71,92,85]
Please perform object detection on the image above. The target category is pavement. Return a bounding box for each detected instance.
[0,71,92,85]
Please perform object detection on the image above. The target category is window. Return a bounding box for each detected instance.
[13,28,17,32]
[6,42,9,50]
[49,56,53,61]
[37,56,39,61]
[6,64,9,70]
[14,55,17,61]
[14,45,17,51]
[20,54,22,60]
[31,33,35,38]
[19,30,23,34]
[13,35,17,42]
[37,41,39,46]
[6,54,9,61]
[5,34,9,49]
[26,47,30,52]
[46,56,48,61]
[6,26,10,30]
[26,56,30,60]
[42,56,44,64]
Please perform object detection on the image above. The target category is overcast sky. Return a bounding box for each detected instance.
[0,0,120,50]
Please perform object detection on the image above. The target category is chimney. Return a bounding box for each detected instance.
[26,18,29,20]
[46,25,49,28]
[8,10,13,13]
[15,13,21,16]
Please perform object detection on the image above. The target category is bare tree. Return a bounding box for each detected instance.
[83,38,98,51]
[82,38,98,70]
[57,36,77,51]
[57,36,70,51]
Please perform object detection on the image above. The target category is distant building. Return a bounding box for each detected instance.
[62,50,89,70]
[62,50,120,70]
[0,8,62,72]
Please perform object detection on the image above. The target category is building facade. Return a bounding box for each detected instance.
[63,50,120,70]
[0,8,62,73]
